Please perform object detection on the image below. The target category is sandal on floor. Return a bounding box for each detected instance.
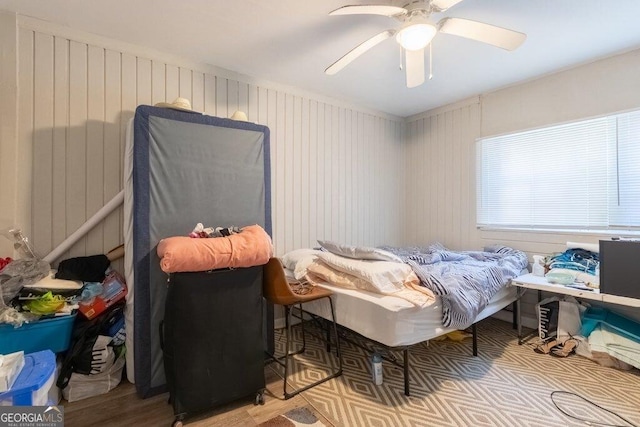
[551,339,578,358]
[533,339,559,354]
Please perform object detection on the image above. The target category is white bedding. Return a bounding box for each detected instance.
[289,268,518,347]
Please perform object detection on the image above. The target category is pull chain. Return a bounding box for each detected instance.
[429,42,433,80]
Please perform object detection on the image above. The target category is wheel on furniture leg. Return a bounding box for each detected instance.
[255,390,265,405]
[172,417,184,427]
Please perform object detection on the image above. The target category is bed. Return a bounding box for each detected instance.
[281,242,528,395]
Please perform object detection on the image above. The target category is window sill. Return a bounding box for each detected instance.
[477,226,640,237]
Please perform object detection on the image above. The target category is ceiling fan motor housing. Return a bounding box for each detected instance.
[396,16,437,51]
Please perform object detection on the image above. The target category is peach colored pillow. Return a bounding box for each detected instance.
[306,259,434,307]
[306,260,372,291]
[157,224,272,273]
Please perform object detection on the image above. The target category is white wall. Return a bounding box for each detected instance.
[404,48,640,322]
[3,10,639,325]
[403,47,640,252]
[0,13,405,263]
[0,12,18,256]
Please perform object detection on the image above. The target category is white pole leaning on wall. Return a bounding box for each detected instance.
[43,190,125,264]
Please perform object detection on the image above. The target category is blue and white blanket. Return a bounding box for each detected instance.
[379,243,528,329]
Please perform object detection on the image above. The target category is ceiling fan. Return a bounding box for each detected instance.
[325,0,526,88]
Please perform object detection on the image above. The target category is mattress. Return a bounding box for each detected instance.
[124,106,271,397]
[296,269,517,347]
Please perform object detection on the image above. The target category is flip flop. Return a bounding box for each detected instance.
[551,339,578,358]
[533,338,559,354]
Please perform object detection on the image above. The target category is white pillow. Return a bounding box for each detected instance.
[316,252,416,294]
[281,248,324,280]
[317,240,402,263]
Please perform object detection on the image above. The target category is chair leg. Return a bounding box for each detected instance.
[298,303,306,353]
[282,296,343,399]
[284,305,304,358]
[283,304,293,398]
[326,319,331,352]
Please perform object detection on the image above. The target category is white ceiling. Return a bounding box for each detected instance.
[2,0,640,117]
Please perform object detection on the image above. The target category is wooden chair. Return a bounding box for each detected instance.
[263,257,343,399]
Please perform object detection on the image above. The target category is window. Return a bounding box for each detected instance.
[477,110,640,231]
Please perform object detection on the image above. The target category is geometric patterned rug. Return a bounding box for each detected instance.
[273,318,640,426]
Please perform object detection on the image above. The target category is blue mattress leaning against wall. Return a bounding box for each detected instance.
[126,105,271,398]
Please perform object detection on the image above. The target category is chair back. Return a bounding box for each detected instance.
[263,258,299,306]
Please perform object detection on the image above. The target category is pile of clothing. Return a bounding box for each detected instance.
[544,247,600,288]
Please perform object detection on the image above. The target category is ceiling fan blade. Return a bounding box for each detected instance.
[329,5,407,17]
[431,0,465,12]
[438,17,526,51]
[325,30,396,75]
[405,48,425,88]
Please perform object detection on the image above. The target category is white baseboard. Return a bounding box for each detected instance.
[491,311,538,330]
[274,316,302,330]
[274,317,285,329]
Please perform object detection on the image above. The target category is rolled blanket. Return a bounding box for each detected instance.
[157,224,273,273]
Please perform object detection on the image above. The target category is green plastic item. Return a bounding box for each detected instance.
[23,291,65,315]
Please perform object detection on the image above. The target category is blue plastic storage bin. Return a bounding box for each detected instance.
[581,307,640,341]
[0,314,76,354]
[0,350,56,406]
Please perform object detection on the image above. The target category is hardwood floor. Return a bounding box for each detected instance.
[62,364,335,426]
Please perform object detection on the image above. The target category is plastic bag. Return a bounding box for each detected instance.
[1,227,39,259]
[0,258,50,304]
[62,355,125,402]
[536,296,585,343]
[0,305,39,328]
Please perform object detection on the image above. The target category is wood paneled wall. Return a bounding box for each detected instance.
[403,46,640,323]
[11,15,638,325]
[402,100,482,251]
[402,100,548,323]
[15,23,404,263]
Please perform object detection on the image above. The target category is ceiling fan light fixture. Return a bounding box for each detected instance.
[396,22,437,51]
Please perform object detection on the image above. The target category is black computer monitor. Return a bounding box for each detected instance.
[599,239,640,299]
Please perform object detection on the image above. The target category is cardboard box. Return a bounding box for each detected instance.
[78,271,127,320]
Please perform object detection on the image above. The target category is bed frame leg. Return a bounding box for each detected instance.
[403,349,410,396]
[472,323,478,357]
[512,301,517,329]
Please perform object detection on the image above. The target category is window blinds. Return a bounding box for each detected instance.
[477,110,640,230]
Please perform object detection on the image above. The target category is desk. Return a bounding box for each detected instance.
[511,273,640,344]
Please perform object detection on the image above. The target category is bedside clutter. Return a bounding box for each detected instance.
[599,239,640,299]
